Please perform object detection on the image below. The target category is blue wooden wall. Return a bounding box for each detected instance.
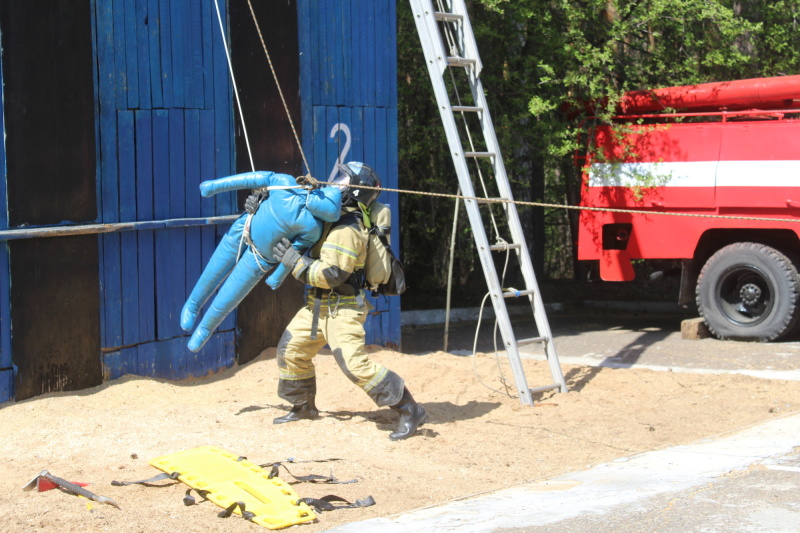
[298,0,401,348]
[0,0,400,403]
[94,0,237,381]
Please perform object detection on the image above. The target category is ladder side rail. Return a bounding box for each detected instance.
[412,4,535,405]
[411,0,565,400]
[449,0,483,75]
[410,0,449,77]
[433,102,537,405]
[466,58,568,393]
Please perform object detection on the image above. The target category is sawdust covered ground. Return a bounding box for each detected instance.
[2,346,800,533]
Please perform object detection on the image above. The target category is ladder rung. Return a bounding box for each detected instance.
[435,11,463,22]
[503,289,535,298]
[452,105,483,113]
[464,151,495,158]
[529,384,561,395]
[518,336,545,345]
[489,243,522,251]
[447,56,477,67]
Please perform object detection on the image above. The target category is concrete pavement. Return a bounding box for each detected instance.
[336,308,800,532]
[331,412,800,533]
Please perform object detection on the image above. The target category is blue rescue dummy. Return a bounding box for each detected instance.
[181,171,342,352]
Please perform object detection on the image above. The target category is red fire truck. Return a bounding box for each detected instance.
[577,75,800,341]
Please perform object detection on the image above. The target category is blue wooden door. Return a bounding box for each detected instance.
[94,0,237,380]
[298,0,401,348]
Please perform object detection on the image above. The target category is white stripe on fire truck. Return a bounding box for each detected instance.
[589,161,800,188]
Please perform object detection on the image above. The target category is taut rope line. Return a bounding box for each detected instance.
[336,183,800,224]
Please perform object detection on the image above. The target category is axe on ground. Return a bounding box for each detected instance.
[23,469,120,509]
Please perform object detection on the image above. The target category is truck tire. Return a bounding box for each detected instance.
[696,242,800,341]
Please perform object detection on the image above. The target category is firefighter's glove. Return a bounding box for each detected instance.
[244,190,268,214]
[273,238,302,268]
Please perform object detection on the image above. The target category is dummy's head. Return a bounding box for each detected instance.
[329,162,382,208]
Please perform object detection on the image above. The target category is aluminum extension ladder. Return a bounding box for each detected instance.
[409,0,567,404]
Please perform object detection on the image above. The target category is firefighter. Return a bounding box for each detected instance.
[268,162,428,441]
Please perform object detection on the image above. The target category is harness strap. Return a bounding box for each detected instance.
[310,289,322,340]
[183,488,212,506]
[111,471,181,486]
[218,500,256,521]
[297,495,376,513]
[265,461,357,484]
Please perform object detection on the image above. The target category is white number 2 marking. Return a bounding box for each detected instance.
[328,123,351,182]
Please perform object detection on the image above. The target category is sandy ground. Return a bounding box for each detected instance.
[2,346,799,533]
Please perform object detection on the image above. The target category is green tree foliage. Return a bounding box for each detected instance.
[398,0,800,295]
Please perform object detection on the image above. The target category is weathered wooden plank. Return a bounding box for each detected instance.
[0,370,12,404]
[366,0,376,107]
[123,0,140,109]
[118,111,137,222]
[188,0,204,109]
[118,111,140,346]
[170,0,186,108]
[113,0,129,110]
[102,233,123,349]
[147,0,163,108]
[121,231,141,345]
[135,0,152,109]
[184,110,203,323]
[200,0,214,110]
[101,346,138,381]
[316,0,329,105]
[212,0,233,215]
[297,0,313,144]
[348,106,364,164]
[332,0,344,106]
[349,0,361,107]
[159,0,174,108]
[387,0,398,109]
[375,0,387,107]
[198,110,218,332]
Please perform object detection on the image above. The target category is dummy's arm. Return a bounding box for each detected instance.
[199,171,284,197]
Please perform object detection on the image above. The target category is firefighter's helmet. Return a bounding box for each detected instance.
[330,162,382,207]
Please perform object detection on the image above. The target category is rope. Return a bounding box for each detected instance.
[245,0,312,177]
[337,182,800,224]
[213,0,255,171]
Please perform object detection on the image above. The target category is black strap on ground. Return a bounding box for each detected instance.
[260,458,356,484]
[111,471,181,486]
[183,488,212,506]
[218,500,256,521]
[298,494,376,513]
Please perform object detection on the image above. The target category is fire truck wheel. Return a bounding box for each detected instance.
[696,242,800,342]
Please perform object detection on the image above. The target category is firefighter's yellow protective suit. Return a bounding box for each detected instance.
[276,207,405,407]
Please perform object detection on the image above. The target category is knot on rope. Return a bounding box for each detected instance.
[296,174,323,190]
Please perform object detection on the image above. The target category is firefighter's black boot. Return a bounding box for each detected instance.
[389,388,427,440]
[273,399,319,424]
